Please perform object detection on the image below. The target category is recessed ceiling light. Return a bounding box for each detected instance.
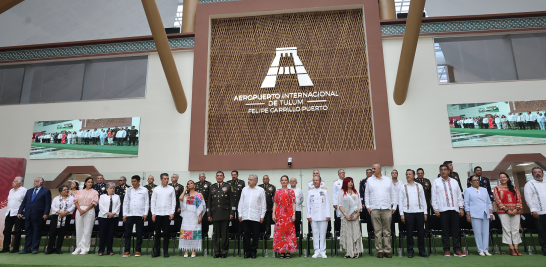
[516,162,533,166]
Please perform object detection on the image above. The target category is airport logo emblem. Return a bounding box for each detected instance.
[261,47,314,88]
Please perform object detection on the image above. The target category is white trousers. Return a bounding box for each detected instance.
[499,214,522,244]
[67,138,71,144]
[75,206,95,252]
[311,221,328,254]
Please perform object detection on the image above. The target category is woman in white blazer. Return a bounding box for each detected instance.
[97,182,121,256]
[464,175,493,256]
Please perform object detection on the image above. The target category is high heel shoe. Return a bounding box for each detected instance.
[509,248,518,256]
[515,248,522,256]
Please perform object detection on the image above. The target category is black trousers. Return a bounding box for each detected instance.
[24,217,45,252]
[535,214,546,254]
[2,215,23,251]
[46,216,67,253]
[117,138,124,146]
[153,215,170,254]
[213,220,230,256]
[261,210,272,237]
[98,217,117,254]
[128,137,137,146]
[295,211,302,237]
[125,216,144,253]
[518,122,525,130]
[230,211,243,235]
[440,210,461,252]
[391,207,400,236]
[404,213,425,254]
[362,208,374,236]
[334,213,341,234]
[242,220,260,255]
[84,138,89,145]
[202,220,210,237]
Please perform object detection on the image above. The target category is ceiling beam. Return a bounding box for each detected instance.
[0,0,24,15]
[141,0,188,113]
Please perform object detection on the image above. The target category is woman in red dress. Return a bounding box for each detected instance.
[61,131,67,144]
[493,172,523,256]
[488,115,494,129]
[272,175,297,259]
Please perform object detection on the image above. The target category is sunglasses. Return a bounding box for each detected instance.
[118,180,124,182]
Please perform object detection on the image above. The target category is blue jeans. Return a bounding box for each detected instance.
[471,217,490,253]
[539,121,545,130]
[100,137,105,145]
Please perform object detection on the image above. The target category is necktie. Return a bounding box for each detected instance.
[109,196,113,212]
[31,189,37,202]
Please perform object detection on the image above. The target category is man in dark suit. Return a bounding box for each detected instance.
[17,177,51,254]
[207,171,235,258]
[466,166,495,202]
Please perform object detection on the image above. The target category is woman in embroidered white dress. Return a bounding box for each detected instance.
[179,180,205,257]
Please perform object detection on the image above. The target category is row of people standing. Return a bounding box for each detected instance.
[453,111,546,130]
[4,166,546,258]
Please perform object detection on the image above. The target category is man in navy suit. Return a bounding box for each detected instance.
[17,177,51,254]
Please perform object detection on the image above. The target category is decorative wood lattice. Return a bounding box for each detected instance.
[207,10,374,155]
[513,100,546,111]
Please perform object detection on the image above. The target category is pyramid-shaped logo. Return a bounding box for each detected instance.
[261,47,314,88]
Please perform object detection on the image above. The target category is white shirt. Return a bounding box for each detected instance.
[6,187,27,216]
[529,114,537,121]
[123,186,149,217]
[431,177,464,212]
[116,130,126,138]
[521,114,528,121]
[332,178,344,216]
[291,187,304,212]
[538,115,546,122]
[51,195,76,215]
[306,186,331,221]
[92,130,101,138]
[98,194,121,218]
[57,134,62,139]
[237,186,267,222]
[151,185,176,216]
[398,182,427,216]
[307,181,326,190]
[100,131,107,138]
[84,131,90,138]
[495,117,501,123]
[507,115,516,121]
[482,118,488,123]
[364,175,397,210]
[524,179,546,215]
[392,180,402,204]
[77,131,84,137]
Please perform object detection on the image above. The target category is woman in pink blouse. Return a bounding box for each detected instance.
[72,177,98,255]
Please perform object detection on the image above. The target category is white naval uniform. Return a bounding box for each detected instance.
[332,178,343,217]
[307,181,326,190]
[307,186,331,255]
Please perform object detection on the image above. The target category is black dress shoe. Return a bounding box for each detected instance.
[407,252,414,258]
[56,251,64,255]
[213,254,220,258]
[0,250,9,253]
[244,254,250,259]
[10,250,19,253]
[151,253,159,258]
[251,253,257,259]
[221,254,227,258]
[164,252,169,258]
[19,251,28,254]
[32,249,38,254]
[45,250,52,255]
[418,252,429,258]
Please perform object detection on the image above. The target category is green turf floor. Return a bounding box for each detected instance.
[0,237,544,267]
[31,142,139,155]
[450,128,546,139]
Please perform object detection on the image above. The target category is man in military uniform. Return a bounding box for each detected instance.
[93,174,107,214]
[127,126,138,146]
[332,169,345,235]
[307,176,331,258]
[307,170,326,190]
[195,173,212,237]
[437,161,463,192]
[466,166,494,203]
[169,174,184,217]
[229,170,245,235]
[415,168,433,215]
[115,176,130,217]
[360,169,373,236]
[259,175,276,239]
[207,171,235,258]
[144,175,157,218]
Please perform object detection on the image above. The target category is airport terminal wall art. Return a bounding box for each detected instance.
[30,117,140,159]
[447,100,546,148]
